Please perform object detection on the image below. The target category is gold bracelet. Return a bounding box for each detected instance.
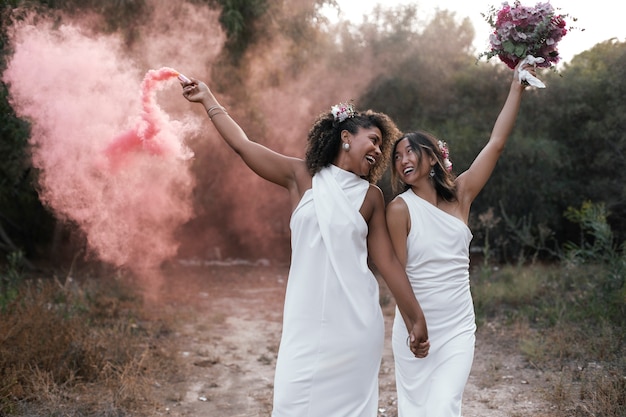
[209,109,228,119]
[207,105,227,120]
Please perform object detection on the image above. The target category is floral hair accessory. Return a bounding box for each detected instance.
[478,1,575,71]
[331,102,356,123]
[438,140,452,172]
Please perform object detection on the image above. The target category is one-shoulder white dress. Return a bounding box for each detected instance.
[392,189,476,417]
[271,165,384,417]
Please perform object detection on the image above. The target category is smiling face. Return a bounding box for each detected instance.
[305,108,400,183]
[339,126,383,178]
[392,137,434,186]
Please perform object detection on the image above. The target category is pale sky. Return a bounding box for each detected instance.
[328,0,625,64]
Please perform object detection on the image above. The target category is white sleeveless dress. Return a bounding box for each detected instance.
[271,165,385,417]
[392,189,476,417]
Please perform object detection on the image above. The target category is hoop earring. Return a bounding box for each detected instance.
[429,168,435,178]
[342,142,350,151]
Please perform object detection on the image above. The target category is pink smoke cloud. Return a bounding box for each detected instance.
[2,17,205,275]
[2,0,384,271]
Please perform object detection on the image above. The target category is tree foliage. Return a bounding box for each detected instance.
[212,0,267,62]
[0,2,55,257]
[0,0,624,264]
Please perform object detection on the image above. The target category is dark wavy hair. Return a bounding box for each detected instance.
[391,130,457,201]
[305,108,401,183]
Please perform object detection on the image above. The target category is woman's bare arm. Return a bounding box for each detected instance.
[367,186,429,357]
[182,80,302,190]
[456,64,531,211]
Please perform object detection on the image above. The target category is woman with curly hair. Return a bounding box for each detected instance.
[386,62,536,416]
[181,79,429,417]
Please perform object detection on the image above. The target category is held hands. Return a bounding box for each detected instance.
[408,319,430,358]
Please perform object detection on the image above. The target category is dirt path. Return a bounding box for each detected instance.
[156,263,554,416]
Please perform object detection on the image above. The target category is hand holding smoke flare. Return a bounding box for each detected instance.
[1,5,225,291]
[86,66,198,273]
[4,33,199,275]
[177,72,192,84]
[104,67,194,170]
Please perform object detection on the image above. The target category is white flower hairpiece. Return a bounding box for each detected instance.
[331,102,356,123]
[438,140,453,172]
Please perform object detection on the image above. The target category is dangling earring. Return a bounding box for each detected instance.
[343,142,350,151]
[429,168,435,178]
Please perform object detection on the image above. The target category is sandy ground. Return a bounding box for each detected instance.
[154,263,556,417]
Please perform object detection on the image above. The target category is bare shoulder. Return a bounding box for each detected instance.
[386,194,410,234]
[386,194,408,215]
[366,183,384,201]
[360,184,384,222]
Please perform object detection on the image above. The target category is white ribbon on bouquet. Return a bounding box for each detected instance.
[518,55,546,88]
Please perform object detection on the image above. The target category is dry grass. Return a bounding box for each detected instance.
[472,262,626,417]
[1,258,624,416]
[0,268,183,416]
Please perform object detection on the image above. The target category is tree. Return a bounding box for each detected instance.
[540,40,626,242]
[0,3,55,259]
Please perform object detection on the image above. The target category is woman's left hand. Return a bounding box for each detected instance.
[408,319,430,358]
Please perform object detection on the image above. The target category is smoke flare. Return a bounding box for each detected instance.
[3,20,198,276]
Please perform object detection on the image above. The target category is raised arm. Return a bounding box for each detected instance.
[182,79,301,190]
[366,186,429,357]
[456,63,533,208]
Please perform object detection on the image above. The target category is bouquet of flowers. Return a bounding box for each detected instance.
[478,1,572,70]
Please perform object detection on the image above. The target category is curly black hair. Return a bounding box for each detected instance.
[390,130,458,201]
[304,108,401,183]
